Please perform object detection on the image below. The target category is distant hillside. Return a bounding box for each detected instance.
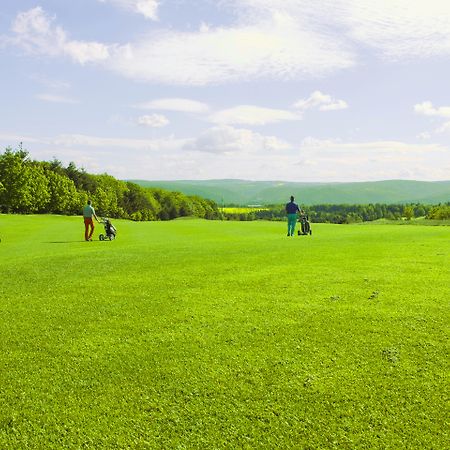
[129,179,450,205]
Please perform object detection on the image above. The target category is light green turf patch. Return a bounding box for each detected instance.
[366,218,450,226]
[222,207,268,214]
[0,215,449,449]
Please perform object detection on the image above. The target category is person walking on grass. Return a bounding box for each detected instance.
[285,195,300,236]
[83,200,99,241]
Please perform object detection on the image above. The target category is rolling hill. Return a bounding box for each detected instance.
[128,179,450,205]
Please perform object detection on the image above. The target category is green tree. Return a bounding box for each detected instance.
[427,205,450,220]
[0,148,49,213]
[403,205,414,220]
[414,205,426,217]
[122,183,161,220]
[45,170,79,214]
[28,162,50,212]
[0,147,222,220]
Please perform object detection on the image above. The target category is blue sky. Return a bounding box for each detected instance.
[1,0,450,181]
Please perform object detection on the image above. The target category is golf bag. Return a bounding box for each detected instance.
[298,212,312,236]
[99,218,117,241]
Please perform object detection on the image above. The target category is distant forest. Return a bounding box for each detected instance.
[0,148,220,220]
[222,203,450,223]
[1,147,448,223]
[132,178,450,205]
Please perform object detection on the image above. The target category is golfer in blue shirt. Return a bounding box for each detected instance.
[285,196,300,236]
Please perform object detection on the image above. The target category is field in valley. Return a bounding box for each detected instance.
[0,215,448,449]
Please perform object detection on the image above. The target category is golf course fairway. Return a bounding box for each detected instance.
[1,215,448,449]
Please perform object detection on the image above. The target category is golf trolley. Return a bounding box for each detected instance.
[99,218,117,241]
[298,212,312,236]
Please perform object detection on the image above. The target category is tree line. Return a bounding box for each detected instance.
[0,148,220,220]
[1,147,448,223]
[222,202,450,223]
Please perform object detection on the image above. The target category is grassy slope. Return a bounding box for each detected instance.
[0,215,449,448]
[130,179,450,205]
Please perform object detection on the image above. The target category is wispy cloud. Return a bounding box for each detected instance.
[98,0,159,20]
[1,130,448,181]
[209,105,301,126]
[107,11,354,85]
[414,101,450,136]
[0,131,189,155]
[7,2,450,87]
[231,0,450,60]
[300,137,447,154]
[342,0,450,60]
[135,98,209,113]
[51,133,187,150]
[209,95,347,127]
[436,121,450,134]
[136,114,169,127]
[0,133,46,146]
[417,132,431,141]
[294,91,348,111]
[30,74,71,90]
[295,137,450,181]
[35,93,79,104]
[7,4,354,85]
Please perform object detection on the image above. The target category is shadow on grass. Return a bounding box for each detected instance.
[47,240,99,244]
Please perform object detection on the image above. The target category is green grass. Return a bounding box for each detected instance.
[1,215,449,449]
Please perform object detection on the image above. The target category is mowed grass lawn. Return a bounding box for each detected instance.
[0,215,448,449]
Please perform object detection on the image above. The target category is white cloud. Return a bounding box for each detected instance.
[209,105,301,126]
[135,98,209,113]
[179,135,449,181]
[107,11,354,85]
[243,0,450,63]
[417,132,431,140]
[294,137,450,181]
[414,101,450,118]
[51,133,187,151]
[0,133,46,146]
[436,121,450,134]
[6,4,354,85]
[294,91,348,111]
[10,7,110,64]
[199,22,210,33]
[341,0,450,60]
[300,137,447,154]
[320,100,348,112]
[232,1,450,60]
[184,125,291,154]
[8,2,450,87]
[415,101,450,136]
[1,131,449,181]
[98,0,159,20]
[135,0,159,20]
[137,114,169,127]
[35,93,80,104]
[30,74,71,90]
[63,40,110,65]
